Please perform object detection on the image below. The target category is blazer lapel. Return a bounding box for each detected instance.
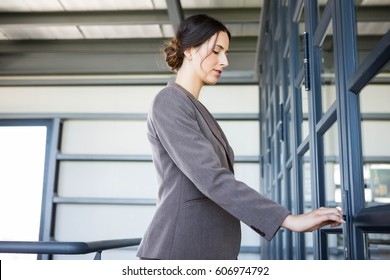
[168,82,235,172]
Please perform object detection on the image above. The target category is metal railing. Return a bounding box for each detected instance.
[0,238,141,260]
[354,204,390,233]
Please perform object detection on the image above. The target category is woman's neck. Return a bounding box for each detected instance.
[175,69,203,100]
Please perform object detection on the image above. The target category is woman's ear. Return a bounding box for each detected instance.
[184,48,192,61]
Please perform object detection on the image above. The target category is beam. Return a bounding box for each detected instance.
[0,36,258,53]
[0,71,257,86]
[0,10,170,27]
[166,0,184,32]
[0,6,387,27]
[0,8,261,27]
[0,52,256,75]
[348,30,390,93]
[0,38,165,53]
[318,6,390,22]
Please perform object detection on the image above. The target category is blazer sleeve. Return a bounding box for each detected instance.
[149,88,290,241]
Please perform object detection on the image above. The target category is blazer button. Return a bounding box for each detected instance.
[250,225,265,237]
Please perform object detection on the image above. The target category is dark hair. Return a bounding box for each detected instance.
[164,14,231,71]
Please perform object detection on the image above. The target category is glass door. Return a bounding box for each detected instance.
[260,0,390,259]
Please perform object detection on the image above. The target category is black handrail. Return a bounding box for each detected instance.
[0,238,141,260]
[354,204,390,233]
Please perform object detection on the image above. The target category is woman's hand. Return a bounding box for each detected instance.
[281,207,345,232]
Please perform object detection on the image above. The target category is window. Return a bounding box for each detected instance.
[0,125,47,260]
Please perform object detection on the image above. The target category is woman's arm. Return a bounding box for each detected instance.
[281,207,345,232]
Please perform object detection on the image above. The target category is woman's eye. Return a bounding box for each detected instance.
[212,50,219,54]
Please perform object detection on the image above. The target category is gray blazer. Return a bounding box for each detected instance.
[136,82,290,260]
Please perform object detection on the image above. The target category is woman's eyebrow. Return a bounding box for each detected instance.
[214,44,229,52]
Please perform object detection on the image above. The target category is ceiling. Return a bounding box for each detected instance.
[0,0,388,86]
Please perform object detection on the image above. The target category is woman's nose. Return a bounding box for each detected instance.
[220,55,229,67]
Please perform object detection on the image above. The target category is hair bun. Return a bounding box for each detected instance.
[164,37,183,71]
[171,38,180,51]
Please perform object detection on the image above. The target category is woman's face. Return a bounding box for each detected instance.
[190,31,230,85]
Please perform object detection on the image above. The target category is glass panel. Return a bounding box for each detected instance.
[281,54,288,105]
[290,169,298,259]
[327,233,344,260]
[0,85,159,114]
[303,150,313,259]
[320,20,336,113]
[54,204,155,260]
[364,164,390,205]
[61,120,150,155]
[286,50,292,102]
[303,150,312,213]
[281,230,287,260]
[357,34,389,258]
[279,133,284,173]
[234,163,260,192]
[286,50,293,158]
[280,176,286,207]
[360,81,390,206]
[280,177,288,259]
[270,103,275,136]
[201,85,259,114]
[292,232,298,260]
[276,179,283,259]
[239,223,261,260]
[58,162,158,199]
[295,4,309,144]
[323,121,341,207]
[360,73,390,115]
[365,233,390,260]
[276,128,284,176]
[355,4,390,65]
[322,122,344,260]
[297,5,305,68]
[0,126,46,260]
[289,168,296,214]
[301,85,310,142]
[371,60,390,84]
[218,121,260,156]
[287,108,293,157]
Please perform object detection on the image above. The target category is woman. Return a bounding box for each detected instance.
[136,14,344,260]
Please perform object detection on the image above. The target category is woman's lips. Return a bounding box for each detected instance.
[214,69,222,77]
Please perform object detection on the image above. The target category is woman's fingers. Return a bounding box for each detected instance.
[314,208,345,229]
[316,207,345,222]
[281,207,345,232]
[305,208,345,231]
